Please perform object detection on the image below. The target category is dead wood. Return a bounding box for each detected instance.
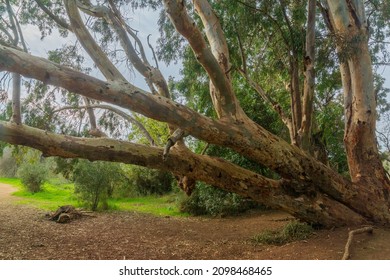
[342,226,374,260]
[48,205,83,223]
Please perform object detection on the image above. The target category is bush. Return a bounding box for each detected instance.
[0,149,18,177]
[180,182,260,216]
[252,221,313,245]
[121,165,173,196]
[17,162,48,193]
[73,160,124,211]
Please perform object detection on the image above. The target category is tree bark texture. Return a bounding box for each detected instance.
[0,0,389,227]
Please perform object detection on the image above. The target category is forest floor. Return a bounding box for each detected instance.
[1,183,390,260]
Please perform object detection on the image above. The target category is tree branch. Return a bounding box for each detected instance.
[34,0,72,31]
[163,0,243,120]
[238,68,293,138]
[76,0,171,98]
[65,0,125,81]
[53,103,155,146]
[0,120,367,227]
[342,226,373,260]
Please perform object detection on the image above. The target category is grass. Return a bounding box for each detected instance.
[252,221,313,245]
[0,177,187,217]
[0,177,79,210]
[110,195,189,217]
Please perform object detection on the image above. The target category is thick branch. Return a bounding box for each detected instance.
[0,121,367,227]
[163,0,243,119]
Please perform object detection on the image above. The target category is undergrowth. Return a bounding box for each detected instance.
[252,221,313,245]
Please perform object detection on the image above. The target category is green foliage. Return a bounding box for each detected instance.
[128,116,169,146]
[53,157,79,180]
[0,177,185,216]
[73,160,124,211]
[180,182,259,216]
[17,161,48,193]
[252,221,313,245]
[0,147,18,177]
[111,194,187,217]
[121,165,173,196]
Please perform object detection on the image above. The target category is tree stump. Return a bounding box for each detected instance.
[48,205,82,223]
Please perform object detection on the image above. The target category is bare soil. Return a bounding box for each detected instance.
[1,183,389,260]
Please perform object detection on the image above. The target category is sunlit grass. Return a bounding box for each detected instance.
[0,177,187,217]
[110,195,189,217]
[0,177,79,210]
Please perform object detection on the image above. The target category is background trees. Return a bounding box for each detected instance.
[0,0,389,227]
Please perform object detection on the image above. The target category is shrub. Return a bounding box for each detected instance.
[121,165,173,196]
[252,221,313,245]
[17,162,48,193]
[73,160,124,211]
[180,182,259,216]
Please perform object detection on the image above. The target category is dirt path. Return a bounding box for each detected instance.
[0,183,18,200]
[0,183,389,260]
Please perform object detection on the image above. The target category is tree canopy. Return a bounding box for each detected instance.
[0,0,389,227]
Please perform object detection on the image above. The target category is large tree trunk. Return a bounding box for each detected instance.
[0,121,368,227]
[0,0,389,228]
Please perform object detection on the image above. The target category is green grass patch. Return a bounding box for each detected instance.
[109,194,189,217]
[0,177,79,210]
[0,177,23,188]
[0,177,187,217]
[252,221,313,245]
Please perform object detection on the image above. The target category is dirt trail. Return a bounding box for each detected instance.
[0,183,18,201]
[0,183,389,260]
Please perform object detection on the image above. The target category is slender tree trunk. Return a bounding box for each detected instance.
[298,0,316,152]
[289,57,302,146]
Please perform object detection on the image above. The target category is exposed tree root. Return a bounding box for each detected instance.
[342,226,374,260]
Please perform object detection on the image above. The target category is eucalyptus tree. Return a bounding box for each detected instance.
[0,0,389,227]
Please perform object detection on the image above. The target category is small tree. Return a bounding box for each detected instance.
[18,162,48,193]
[73,160,123,211]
